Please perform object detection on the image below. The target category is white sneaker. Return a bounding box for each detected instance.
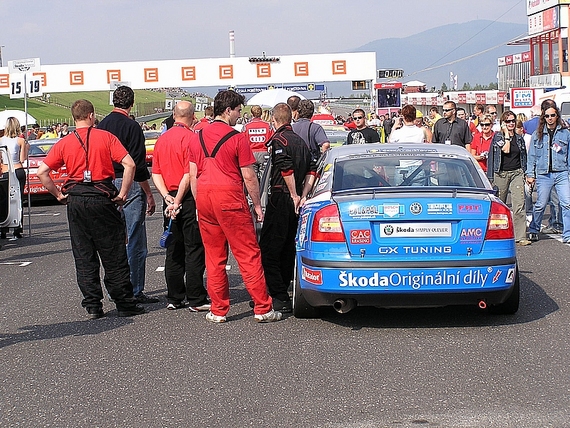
[188,303,211,312]
[205,311,226,323]
[254,309,283,323]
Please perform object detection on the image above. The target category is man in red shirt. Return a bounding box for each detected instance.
[242,104,272,177]
[152,101,208,312]
[193,106,213,132]
[170,90,281,323]
[37,99,145,319]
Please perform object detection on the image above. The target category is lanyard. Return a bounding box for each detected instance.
[73,126,93,170]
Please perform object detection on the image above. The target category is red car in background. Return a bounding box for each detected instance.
[23,139,67,199]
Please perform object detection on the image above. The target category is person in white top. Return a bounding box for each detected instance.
[388,105,425,143]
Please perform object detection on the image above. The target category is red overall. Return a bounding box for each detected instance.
[194,127,272,316]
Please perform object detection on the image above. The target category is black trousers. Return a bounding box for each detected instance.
[259,192,298,302]
[163,193,207,305]
[67,194,136,310]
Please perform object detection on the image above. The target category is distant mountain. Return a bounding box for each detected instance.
[353,20,527,90]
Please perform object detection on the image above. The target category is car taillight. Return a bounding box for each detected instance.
[311,204,345,242]
[485,200,514,240]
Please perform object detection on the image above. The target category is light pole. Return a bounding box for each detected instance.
[0,46,4,67]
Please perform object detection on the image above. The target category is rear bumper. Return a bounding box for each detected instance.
[298,255,517,308]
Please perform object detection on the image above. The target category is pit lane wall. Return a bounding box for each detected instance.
[0,53,376,93]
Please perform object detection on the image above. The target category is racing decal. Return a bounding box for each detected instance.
[380,222,452,238]
[315,182,328,192]
[380,203,405,218]
[348,203,405,219]
[324,163,332,172]
[410,202,422,215]
[492,270,502,283]
[379,246,451,254]
[458,204,483,214]
[297,213,309,244]
[302,266,323,285]
[427,203,453,215]
[338,269,492,289]
[460,228,484,243]
[350,229,371,244]
[505,268,515,284]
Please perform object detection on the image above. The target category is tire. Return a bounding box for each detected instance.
[292,262,319,319]
[489,267,520,314]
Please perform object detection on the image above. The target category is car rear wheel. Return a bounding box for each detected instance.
[292,262,319,319]
[489,267,520,314]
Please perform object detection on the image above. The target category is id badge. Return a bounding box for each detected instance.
[444,139,451,145]
[83,170,92,182]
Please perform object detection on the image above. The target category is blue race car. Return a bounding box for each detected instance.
[293,143,519,318]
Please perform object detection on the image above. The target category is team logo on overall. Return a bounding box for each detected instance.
[410,202,422,215]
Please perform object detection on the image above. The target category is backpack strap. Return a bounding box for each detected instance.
[199,129,239,158]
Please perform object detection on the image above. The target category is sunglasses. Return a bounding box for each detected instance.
[544,113,557,118]
[504,119,516,124]
[442,108,454,112]
[480,123,492,126]
[353,116,364,120]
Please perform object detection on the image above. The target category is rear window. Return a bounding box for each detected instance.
[332,154,483,191]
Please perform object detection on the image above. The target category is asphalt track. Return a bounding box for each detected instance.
[1,194,570,427]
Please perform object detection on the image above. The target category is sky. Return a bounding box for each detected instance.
[0,0,528,66]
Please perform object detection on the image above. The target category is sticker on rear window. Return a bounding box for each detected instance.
[427,203,452,215]
[458,204,482,214]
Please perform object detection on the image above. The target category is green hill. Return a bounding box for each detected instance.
[0,90,200,128]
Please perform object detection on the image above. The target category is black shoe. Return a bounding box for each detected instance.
[13,232,22,239]
[135,293,160,304]
[87,307,104,319]
[272,298,292,313]
[117,304,146,317]
[528,233,539,242]
[0,232,6,240]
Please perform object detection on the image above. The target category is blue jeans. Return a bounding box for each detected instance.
[529,172,570,240]
[547,187,563,230]
[115,179,148,297]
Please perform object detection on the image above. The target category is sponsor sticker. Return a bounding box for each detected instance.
[302,266,323,285]
[427,203,453,215]
[410,202,422,215]
[460,228,484,243]
[298,213,309,244]
[380,222,452,237]
[458,204,483,214]
[350,229,371,244]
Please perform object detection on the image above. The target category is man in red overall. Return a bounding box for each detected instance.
[171,90,281,323]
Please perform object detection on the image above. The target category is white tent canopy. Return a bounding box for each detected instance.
[0,110,37,129]
[404,80,426,87]
[247,89,306,108]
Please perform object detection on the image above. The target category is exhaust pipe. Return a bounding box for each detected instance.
[333,298,356,314]
[478,300,487,310]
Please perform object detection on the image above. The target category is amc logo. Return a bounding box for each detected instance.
[33,72,47,87]
[0,74,8,88]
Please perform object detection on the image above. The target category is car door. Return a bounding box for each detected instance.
[0,146,22,229]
